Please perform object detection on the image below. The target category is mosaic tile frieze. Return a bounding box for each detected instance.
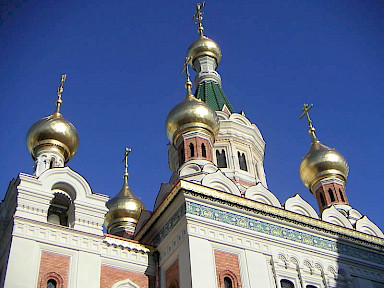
[152,203,186,246]
[186,201,384,266]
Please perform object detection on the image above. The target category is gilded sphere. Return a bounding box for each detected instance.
[105,182,145,229]
[26,112,79,162]
[165,95,219,144]
[187,35,222,64]
[299,141,349,190]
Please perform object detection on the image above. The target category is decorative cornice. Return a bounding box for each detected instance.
[103,234,153,253]
[135,180,182,240]
[186,201,384,266]
[152,204,186,245]
[178,181,384,247]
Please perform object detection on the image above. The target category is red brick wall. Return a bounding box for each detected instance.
[38,251,70,288]
[166,259,179,288]
[178,135,213,164]
[100,265,151,288]
[315,182,348,212]
[214,250,242,288]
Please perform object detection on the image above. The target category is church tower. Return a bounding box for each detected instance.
[185,3,268,190]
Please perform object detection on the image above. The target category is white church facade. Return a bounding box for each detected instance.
[0,4,383,288]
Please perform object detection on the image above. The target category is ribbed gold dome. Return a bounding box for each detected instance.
[104,174,145,232]
[26,112,79,162]
[299,140,349,190]
[165,93,219,145]
[187,35,222,64]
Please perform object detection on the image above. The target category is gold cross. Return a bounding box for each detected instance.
[55,74,66,113]
[300,103,314,129]
[192,2,205,36]
[122,147,132,174]
[181,56,192,76]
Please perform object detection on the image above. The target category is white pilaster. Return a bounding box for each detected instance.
[74,251,101,288]
[244,250,271,288]
[188,236,217,288]
[4,237,40,288]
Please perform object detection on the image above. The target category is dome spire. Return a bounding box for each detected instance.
[182,56,193,98]
[122,147,131,178]
[300,104,318,142]
[55,74,66,114]
[193,2,205,36]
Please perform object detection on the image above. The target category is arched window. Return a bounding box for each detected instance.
[328,188,335,202]
[201,143,207,157]
[49,157,56,169]
[47,279,57,288]
[280,279,295,288]
[238,152,248,171]
[339,189,345,202]
[320,192,325,206]
[224,277,233,288]
[306,285,317,288]
[47,193,72,227]
[216,149,227,168]
[189,143,195,157]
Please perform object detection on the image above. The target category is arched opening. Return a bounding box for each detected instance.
[280,279,295,288]
[224,276,233,288]
[306,285,317,288]
[47,193,72,227]
[201,143,207,157]
[238,151,248,171]
[339,189,345,202]
[189,143,195,157]
[47,279,57,288]
[328,188,335,202]
[49,157,56,169]
[216,149,227,168]
[320,192,325,206]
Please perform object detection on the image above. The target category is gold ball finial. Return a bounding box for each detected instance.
[26,75,79,163]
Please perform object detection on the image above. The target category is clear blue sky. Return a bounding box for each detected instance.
[1,1,383,230]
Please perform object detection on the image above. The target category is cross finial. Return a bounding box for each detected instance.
[300,104,317,141]
[181,56,193,96]
[55,74,67,113]
[193,2,205,36]
[122,147,132,176]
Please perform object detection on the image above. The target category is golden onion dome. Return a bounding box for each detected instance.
[187,35,222,64]
[165,92,219,145]
[26,74,79,163]
[299,139,349,190]
[104,173,145,232]
[26,111,79,163]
